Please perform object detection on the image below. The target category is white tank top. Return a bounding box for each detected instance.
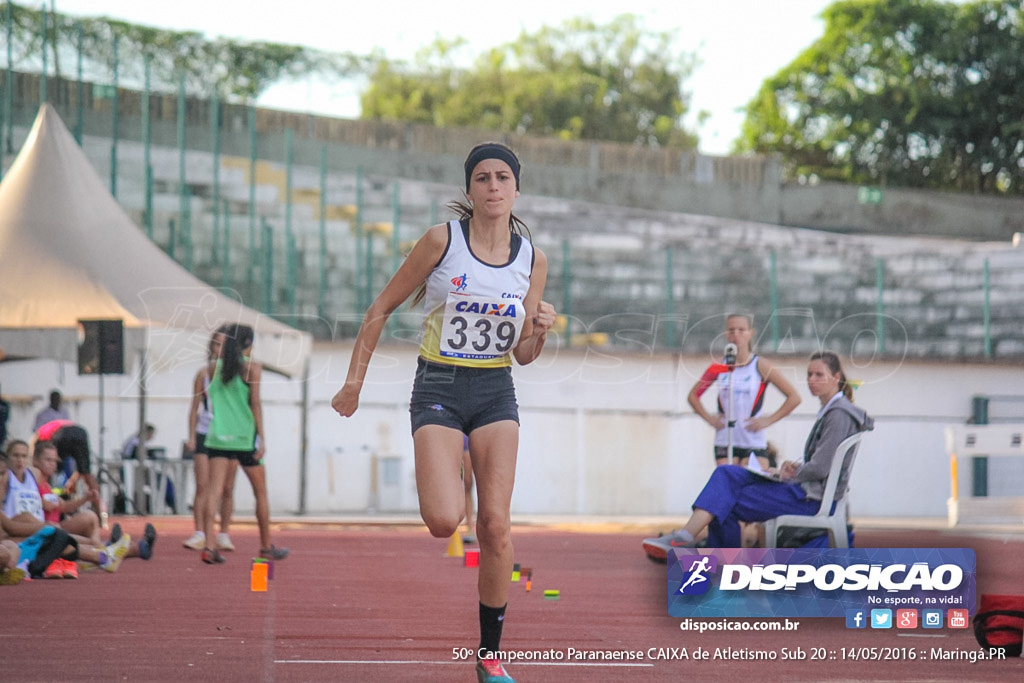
[418,220,534,368]
[714,356,769,449]
[3,468,44,521]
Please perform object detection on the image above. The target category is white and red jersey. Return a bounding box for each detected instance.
[713,356,769,449]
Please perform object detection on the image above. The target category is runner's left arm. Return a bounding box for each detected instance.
[514,248,555,366]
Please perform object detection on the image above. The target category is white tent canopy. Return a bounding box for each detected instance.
[0,104,311,377]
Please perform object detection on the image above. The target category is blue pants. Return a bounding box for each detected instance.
[692,465,822,547]
[164,477,176,512]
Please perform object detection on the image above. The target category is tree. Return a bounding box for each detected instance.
[737,0,1024,195]
[1,1,361,101]
[360,15,699,147]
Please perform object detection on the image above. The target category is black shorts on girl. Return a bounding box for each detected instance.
[206,446,261,467]
[182,432,207,460]
[714,446,776,468]
[409,357,519,435]
[52,425,92,476]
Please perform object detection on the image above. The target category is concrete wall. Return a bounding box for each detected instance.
[4,344,1023,520]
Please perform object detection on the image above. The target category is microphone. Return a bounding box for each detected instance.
[724,343,738,367]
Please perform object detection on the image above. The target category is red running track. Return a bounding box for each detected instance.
[2,517,1022,682]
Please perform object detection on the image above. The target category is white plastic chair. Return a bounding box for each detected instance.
[764,431,867,549]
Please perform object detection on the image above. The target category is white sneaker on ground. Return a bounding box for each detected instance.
[216,532,235,552]
[183,530,205,550]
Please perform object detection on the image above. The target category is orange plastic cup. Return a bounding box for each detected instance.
[251,561,269,591]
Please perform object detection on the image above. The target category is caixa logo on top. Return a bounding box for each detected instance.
[667,548,976,618]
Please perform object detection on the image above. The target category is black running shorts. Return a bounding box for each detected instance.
[409,357,519,435]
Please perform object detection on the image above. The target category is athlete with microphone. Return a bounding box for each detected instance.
[643,314,800,556]
[687,313,801,469]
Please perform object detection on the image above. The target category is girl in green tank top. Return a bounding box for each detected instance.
[205,358,256,451]
[197,324,287,564]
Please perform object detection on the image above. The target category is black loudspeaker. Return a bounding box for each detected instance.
[77,319,124,375]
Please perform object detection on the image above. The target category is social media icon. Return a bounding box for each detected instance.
[870,609,892,629]
[845,609,866,629]
[896,609,918,629]
[922,609,943,628]
[948,609,969,629]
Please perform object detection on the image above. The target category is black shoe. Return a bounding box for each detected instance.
[139,523,157,560]
[259,545,289,560]
[201,548,225,564]
[108,523,123,546]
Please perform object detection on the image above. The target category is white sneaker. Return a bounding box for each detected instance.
[183,530,206,550]
[216,532,235,552]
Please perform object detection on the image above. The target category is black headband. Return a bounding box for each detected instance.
[464,144,521,191]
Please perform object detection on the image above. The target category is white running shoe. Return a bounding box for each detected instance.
[215,532,235,552]
[183,530,205,550]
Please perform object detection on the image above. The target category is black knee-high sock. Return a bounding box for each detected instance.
[478,602,507,656]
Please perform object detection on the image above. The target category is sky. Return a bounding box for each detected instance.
[49,0,833,156]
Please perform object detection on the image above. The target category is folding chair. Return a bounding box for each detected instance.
[764,431,867,549]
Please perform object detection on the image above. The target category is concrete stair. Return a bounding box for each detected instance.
[34,127,1024,358]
